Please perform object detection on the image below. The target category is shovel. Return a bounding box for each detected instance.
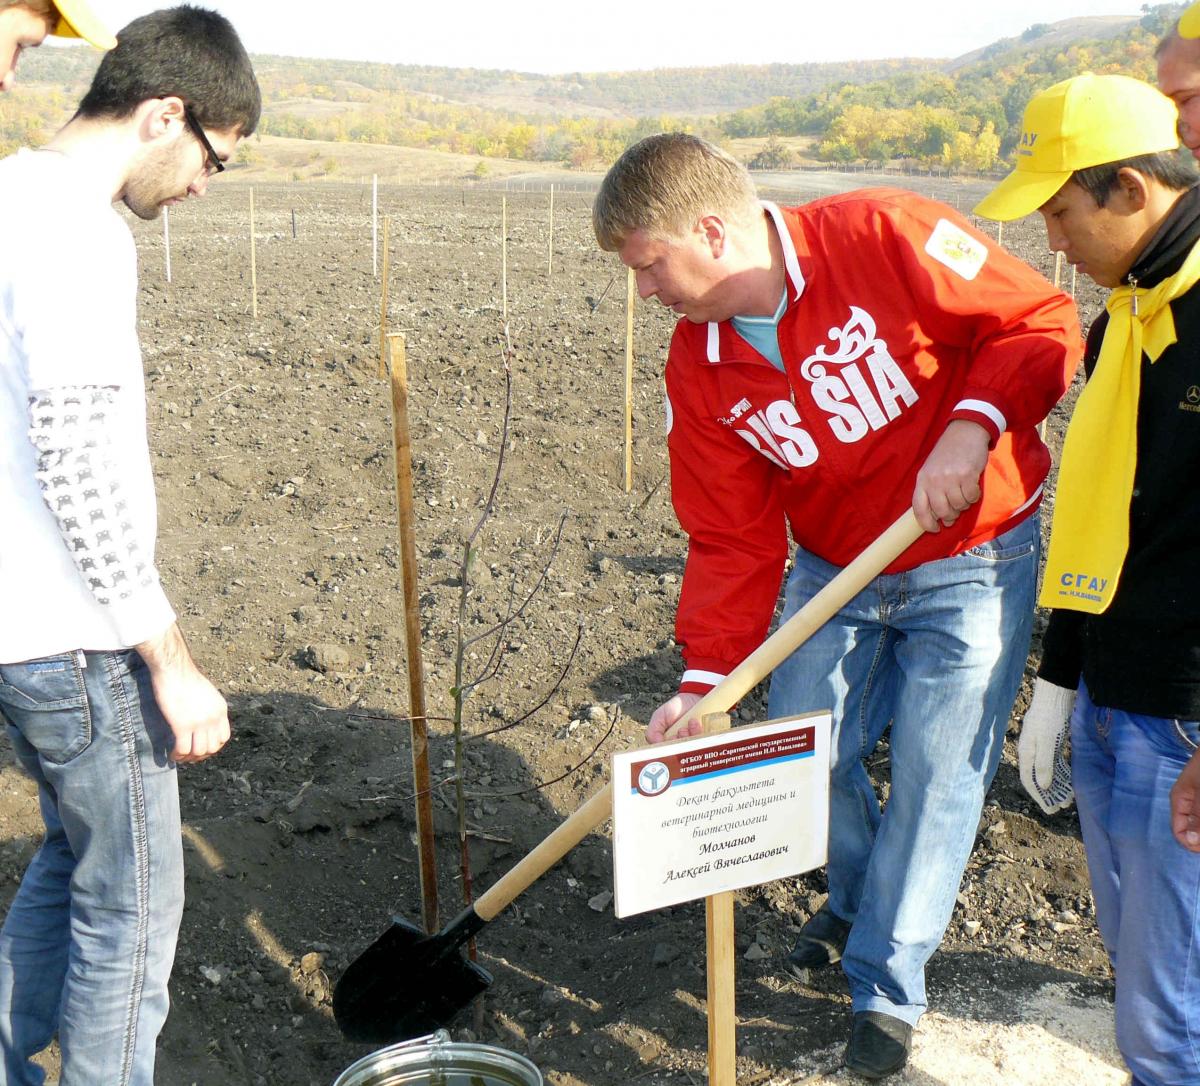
[332,508,924,1043]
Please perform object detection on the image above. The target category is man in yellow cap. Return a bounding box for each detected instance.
[0,1,115,92]
[976,71,1200,1086]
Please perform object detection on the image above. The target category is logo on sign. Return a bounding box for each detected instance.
[637,761,671,796]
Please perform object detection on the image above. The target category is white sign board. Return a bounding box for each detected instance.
[611,713,831,918]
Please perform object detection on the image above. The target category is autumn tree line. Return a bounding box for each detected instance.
[1,5,1182,173]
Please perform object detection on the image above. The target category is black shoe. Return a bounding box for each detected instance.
[844,1011,912,1079]
[786,904,852,969]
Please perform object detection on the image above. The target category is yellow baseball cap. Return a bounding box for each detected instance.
[974,73,1180,221]
[50,0,118,50]
[1181,1,1200,38]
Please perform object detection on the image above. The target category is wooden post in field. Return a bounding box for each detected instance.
[702,712,736,1086]
[372,174,379,278]
[249,187,258,320]
[387,332,440,936]
[625,266,635,493]
[291,208,297,240]
[547,183,555,280]
[1040,251,1066,440]
[502,195,508,324]
[378,217,391,379]
[163,206,171,284]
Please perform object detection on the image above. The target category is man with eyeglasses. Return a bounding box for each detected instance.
[0,0,115,94]
[0,7,258,1083]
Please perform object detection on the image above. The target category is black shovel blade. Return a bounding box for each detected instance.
[333,912,493,1044]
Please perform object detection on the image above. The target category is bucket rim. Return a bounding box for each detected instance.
[333,1031,543,1086]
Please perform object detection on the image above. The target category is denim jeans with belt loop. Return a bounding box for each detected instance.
[0,648,183,1086]
[767,514,1039,1025]
[1071,683,1200,1086]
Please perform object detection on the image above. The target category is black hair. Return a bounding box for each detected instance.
[1071,150,1198,207]
[78,5,260,134]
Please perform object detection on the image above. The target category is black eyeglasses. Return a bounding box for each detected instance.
[183,104,225,176]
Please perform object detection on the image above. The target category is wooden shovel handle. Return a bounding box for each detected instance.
[473,508,923,923]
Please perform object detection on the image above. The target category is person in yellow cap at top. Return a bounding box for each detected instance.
[1161,0,1200,163]
[0,0,115,92]
[976,68,1200,1086]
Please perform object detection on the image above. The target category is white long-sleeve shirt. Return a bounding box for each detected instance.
[0,149,174,662]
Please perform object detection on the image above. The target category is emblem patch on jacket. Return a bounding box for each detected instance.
[798,306,919,444]
[924,219,988,281]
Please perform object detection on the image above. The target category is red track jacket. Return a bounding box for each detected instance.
[667,190,1081,695]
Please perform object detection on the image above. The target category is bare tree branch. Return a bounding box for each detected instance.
[472,710,618,799]
[467,621,585,741]
[464,511,568,651]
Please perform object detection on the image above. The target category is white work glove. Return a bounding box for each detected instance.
[1018,678,1077,815]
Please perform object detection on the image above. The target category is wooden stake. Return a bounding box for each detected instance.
[625,266,635,494]
[1071,264,1077,298]
[547,183,555,280]
[702,712,736,1086]
[291,207,297,239]
[372,174,379,278]
[996,221,1003,249]
[502,195,508,324]
[163,206,171,285]
[249,187,257,320]
[378,217,391,379]
[1041,251,1067,441]
[388,332,440,936]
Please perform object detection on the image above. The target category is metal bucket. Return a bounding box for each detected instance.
[333,1030,543,1086]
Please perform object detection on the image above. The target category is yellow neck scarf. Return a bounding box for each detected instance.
[1041,237,1200,613]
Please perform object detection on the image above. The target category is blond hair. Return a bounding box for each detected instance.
[593,133,760,251]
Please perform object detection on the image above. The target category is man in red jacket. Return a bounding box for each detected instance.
[594,133,1080,1077]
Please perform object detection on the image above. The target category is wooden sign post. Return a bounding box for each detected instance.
[702,713,736,1086]
[612,712,832,1086]
[625,267,635,493]
[387,332,440,936]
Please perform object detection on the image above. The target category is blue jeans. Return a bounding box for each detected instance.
[0,650,183,1086]
[768,515,1038,1025]
[1071,684,1200,1086]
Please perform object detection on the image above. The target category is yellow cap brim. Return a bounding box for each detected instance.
[52,0,117,50]
[1182,3,1200,38]
[974,167,1073,222]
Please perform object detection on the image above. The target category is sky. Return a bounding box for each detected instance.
[77,0,1147,74]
